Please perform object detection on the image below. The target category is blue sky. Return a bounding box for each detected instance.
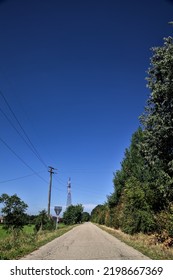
[0,0,173,215]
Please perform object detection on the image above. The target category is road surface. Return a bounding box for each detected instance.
[21,222,150,260]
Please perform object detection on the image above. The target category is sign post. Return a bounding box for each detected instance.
[54,206,62,228]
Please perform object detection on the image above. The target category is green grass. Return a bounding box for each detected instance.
[23,224,35,234]
[0,224,8,239]
[0,224,77,260]
[0,224,35,239]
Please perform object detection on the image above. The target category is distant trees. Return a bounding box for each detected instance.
[0,192,90,233]
[91,204,107,224]
[0,193,28,235]
[0,194,55,233]
[82,212,90,222]
[91,34,173,243]
[63,204,84,225]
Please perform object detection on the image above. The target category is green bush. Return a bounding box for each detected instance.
[91,204,107,224]
[63,204,83,225]
[121,177,156,234]
[34,210,55,231]
[155,207,173,238]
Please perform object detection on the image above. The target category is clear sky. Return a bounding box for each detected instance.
[0,0,173,216]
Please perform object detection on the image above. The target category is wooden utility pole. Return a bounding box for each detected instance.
[48,166,56,217]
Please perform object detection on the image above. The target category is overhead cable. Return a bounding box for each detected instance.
[0,136,48,184]
[0,91,48,169]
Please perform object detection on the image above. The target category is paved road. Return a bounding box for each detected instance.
[21,222,150,260]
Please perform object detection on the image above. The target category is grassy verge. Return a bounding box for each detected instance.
[96,224,173,260]
[0,224,76,260]
[0,224,8,239]
[0,224,35,240]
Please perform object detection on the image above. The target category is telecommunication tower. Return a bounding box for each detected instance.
[66,177,72,207]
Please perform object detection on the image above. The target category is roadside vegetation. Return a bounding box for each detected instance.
[0,193,90,259]
[0,223,76,259]
[91,31,173,257]
[63,204,90,224]
[97,224,173,260]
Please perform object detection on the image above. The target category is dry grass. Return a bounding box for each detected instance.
[97,224,173,260]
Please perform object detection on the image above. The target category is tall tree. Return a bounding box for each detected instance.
[0,193,28,234]
[108,127,147,208]
[140,36,173,204]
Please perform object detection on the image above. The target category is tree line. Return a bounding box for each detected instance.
[0,192,90,236]
[91,35,173,245]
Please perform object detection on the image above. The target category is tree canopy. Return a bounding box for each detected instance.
[140,36,173,173]
[91,34,173,241]
[63,204,84,225]
[0,193,28,233]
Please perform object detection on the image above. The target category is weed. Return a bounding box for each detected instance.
[0,224,76,259]
[97,224,173,260]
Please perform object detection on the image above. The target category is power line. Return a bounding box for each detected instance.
[54,176,66,186]
[53,173,106,200]
[0,91,48,169]
[0,170,46,184]
[0,105,47,167]
[0,136,48,184]
[52,185,64,192]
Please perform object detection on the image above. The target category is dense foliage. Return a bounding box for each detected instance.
[82,211,91,222]
[91,204,107,224]
[63,204,84,225]
[0,193,28,234]
[34,210,55,231]
[91,35,173,243]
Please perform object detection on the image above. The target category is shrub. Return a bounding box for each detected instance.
[34,210,55,232]
[121,177,156,234]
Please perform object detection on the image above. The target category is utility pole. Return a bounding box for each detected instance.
[48,166,56,217]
